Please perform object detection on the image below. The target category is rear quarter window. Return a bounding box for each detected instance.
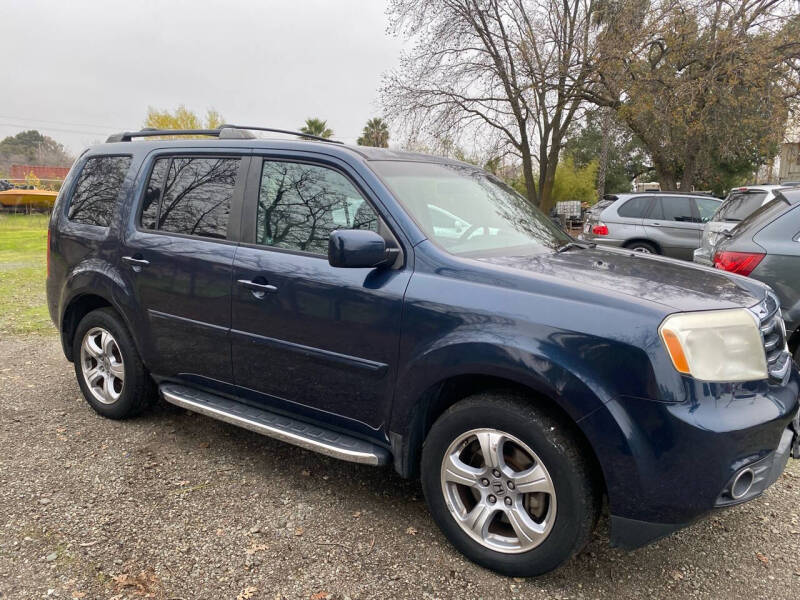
[67,156,132,227]
[616,196,651,218]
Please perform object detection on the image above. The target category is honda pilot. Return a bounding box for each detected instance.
[47,125,800,577]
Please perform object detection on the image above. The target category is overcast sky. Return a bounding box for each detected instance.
[0,0,406,154]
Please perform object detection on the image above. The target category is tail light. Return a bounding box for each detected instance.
[713,250,765,276]
[46,227,51,278]
[592,223,609,236]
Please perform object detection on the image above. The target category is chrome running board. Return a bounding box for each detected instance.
[160,384,390,466]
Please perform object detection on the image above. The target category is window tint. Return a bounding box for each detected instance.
[694,197,721,222]
[256,161,379,254]
[650,197,694,222]
[68,156,131,227]
[141,157,238,239]
[716,191,767,222]
[141,159,169,230]
[617,196,651,218]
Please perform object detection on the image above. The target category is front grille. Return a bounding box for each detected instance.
[752,293,791,380]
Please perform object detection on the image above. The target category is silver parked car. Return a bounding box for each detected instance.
[693,185,792,265]
[580,192,721,260]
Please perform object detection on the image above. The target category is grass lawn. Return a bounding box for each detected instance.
[0,213,55,336]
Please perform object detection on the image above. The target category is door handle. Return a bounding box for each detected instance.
[237,279,278,295]
[650,222,661,227]
[122,256,150,268]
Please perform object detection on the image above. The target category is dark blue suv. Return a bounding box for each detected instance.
[46,126,800,576]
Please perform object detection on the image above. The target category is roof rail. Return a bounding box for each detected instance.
[106,124,344,145]
[219,124,344,144]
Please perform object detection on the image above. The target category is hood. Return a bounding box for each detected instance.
[479,246,767,312]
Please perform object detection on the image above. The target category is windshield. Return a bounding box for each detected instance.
[373,161,570,256]
[715,191,767,222]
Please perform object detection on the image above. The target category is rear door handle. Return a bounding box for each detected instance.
[237,279,278,295]
[122,256,150,267]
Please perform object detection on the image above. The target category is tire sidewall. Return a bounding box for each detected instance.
[627,242,656,254]
[421,396,594,576]
[72,308,147,419]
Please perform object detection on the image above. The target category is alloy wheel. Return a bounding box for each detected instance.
[440,428,557,553]
[80,327,125,405]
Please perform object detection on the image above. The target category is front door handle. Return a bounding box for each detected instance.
[650,222,661,227]
[122,255,150,269]
[237,279,278,297]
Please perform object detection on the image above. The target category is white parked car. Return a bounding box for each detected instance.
[693,185,790,265]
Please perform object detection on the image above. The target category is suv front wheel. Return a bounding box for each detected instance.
[73,308,155,419]
[420,392,599,576]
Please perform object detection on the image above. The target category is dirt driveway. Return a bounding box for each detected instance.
[1,335,799,599]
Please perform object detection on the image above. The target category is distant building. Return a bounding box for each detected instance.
[9,164,70,180]
[779,143,800,183]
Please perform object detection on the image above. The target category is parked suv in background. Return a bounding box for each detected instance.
[713,187,800,363]
[694,185,794,266]
[580,192,721,259]
[47,126,799,577]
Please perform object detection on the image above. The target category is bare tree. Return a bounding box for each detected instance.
[381,0,595,212]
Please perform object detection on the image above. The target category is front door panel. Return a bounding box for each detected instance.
[231,248,409,434]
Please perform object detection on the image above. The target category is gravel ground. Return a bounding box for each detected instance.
[1,335,799,600]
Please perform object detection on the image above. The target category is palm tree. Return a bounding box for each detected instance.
[357,118,390,148]
[299,118,334,139]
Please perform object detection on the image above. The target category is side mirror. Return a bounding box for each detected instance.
[328,229,394,268]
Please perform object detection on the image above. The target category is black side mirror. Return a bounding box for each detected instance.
[328,229,395,268]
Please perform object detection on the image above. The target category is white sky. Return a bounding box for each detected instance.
[0,0,406,154]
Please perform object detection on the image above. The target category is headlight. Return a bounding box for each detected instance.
[659,309,767,382]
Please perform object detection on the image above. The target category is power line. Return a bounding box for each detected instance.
[0,115,124,131]
[0,121,110,136]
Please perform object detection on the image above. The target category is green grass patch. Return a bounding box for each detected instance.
[0,214,55,336]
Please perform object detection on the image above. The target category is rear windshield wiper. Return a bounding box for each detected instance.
[556,241,595,253]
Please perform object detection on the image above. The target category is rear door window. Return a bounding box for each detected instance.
[68,156,131,227]
[651,197,694,222]
[617,196,652,218]
[140,157,239,239]
[715,191,768,222]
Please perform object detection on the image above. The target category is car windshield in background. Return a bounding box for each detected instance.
[715,190,767,222]
[373,161,570,257]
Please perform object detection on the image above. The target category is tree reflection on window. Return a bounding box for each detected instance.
[68,156,132,227]
[141,157,238,239]
[257,161,379,254]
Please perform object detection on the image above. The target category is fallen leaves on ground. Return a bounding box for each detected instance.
[406,526,417,536]
[111,570,162,597]
[756,552,769,566]
[245,543,268,555]
[237,586,258,600]
[310,593,330,600]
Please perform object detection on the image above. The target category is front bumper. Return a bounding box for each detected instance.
[578,367,800,549]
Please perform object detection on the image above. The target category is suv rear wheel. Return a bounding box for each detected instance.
[73,308,155,419]
[626,241,658,254]
[420,392,599,576]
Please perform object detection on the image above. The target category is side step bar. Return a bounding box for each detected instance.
[160,384,390,466]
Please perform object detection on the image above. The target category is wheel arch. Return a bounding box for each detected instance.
[59,266,140,362]
[389,372,607,504]
[622,238,661,253]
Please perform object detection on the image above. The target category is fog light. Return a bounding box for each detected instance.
[730,468,755,499]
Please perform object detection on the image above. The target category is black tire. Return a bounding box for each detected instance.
[421,392,600,577]
[72,307,155,419]
[793,344,799,365]
[625,241,658,254]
